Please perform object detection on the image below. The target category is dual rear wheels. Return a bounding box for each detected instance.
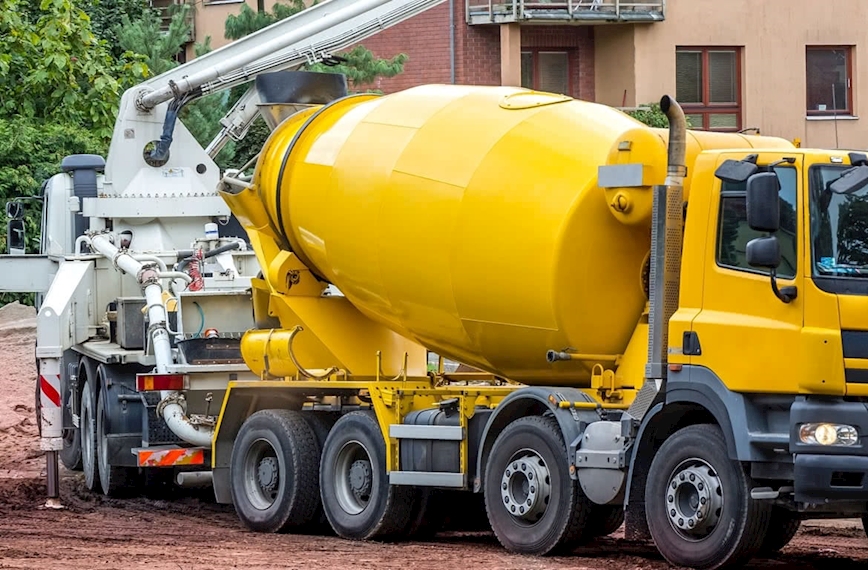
[230,410,415,539]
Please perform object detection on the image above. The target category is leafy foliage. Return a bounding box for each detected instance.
[83,0,154,57]
[627,102,694,129]
[115,2,194,76]
[224,1,309,41]
[0,0,148,141]
[308,46,408,93]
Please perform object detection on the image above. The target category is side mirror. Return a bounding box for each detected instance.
[7,218,25,255]
[746,236,780,269]
[746,172,780,232]
[746,236,796,304]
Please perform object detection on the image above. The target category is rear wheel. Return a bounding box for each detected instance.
[59,364,82,471]
[300,412,340,533]
[319,411,415,540]
[230,409,321,533]
[587,504,625,538]
[645,424,772,570]
[97,386,137,496]
[79,380,98,491]
[484,415,591,555]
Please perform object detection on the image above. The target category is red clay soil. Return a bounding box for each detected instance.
[1,302,867,569]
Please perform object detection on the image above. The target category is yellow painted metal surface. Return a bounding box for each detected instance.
[244,84,794,386]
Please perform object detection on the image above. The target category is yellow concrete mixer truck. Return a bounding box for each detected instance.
[207,72,868,570]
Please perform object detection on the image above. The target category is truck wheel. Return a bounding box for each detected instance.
[645,424,772,570]
[80,380,98,491]
[319,410,415,540]
[59,370,82,471]
[484,415,590,555]
[587,504,625,538]
[301,412,340,534]
[758,507,800,555]
[97,386,136,496]
[230,409,321,533]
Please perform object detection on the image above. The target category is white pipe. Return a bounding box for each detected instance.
[87,233,215,448]
[139,0,390,109]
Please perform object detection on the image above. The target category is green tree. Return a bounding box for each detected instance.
[224,1,309,41]
[83,0,154,57]
[115,3,194,76]
[0,0,148,140]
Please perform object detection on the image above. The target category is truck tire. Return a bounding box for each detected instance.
[484,415,590,555]
[59,369,82,471]
[319,410,415,540]
[80,380,98,491]
[230,409,321,533]
[587,504,625,538]
[97,386,137,496]
[758,507,800,555]
[645,424,772,570]
[300,412,340,534]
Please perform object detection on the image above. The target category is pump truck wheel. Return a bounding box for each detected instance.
[758,507,801,555]
[80,380,98,491]
[484,415,591,555]
[230,409,321,533]
[645,424,772,570]
[319,410,416,540]
[97,385,137,496]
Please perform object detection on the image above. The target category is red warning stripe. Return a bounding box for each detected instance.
[40,375,61,407]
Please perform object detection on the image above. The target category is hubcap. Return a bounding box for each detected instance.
[500,449,552,524]
[243,439,281,510]
[665,458,723,540]
[334,440,373,516]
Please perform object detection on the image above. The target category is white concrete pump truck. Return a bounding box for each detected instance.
[0,0,445,502]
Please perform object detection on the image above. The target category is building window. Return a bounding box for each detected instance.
[676,47,741,131]
[806,47,852,116]
[716,166,798,279]
[521,50,570,96]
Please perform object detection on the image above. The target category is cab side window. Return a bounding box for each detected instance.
[716,167,798,279]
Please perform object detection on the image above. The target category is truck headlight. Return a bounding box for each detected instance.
[799,423,859,446]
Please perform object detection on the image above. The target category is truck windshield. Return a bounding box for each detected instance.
[810,164,868,279]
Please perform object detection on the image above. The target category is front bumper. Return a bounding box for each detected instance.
[794,454,868,502]
[790,398,868,503]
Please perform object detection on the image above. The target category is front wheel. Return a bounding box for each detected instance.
[758,507,801,555]
[484,415,590,555]
[645,424,772,570]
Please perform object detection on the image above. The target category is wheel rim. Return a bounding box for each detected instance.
[242,438,282,510]
[499,448,552,525]
[97,398,109,478]
[334,440,373,516]
[82,391,94,475]
[665,457,723,540]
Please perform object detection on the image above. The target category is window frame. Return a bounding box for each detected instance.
[805,46,853,117]
[520,49,572,96]
[714,167,799,280]
[675,46,743,132]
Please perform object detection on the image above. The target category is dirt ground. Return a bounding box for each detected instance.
[1,302,868,569]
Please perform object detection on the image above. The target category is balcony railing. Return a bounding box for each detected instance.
[466,0,665,24]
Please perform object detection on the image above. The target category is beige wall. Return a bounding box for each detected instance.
[594,25,636,108]
[596,0,868,148]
